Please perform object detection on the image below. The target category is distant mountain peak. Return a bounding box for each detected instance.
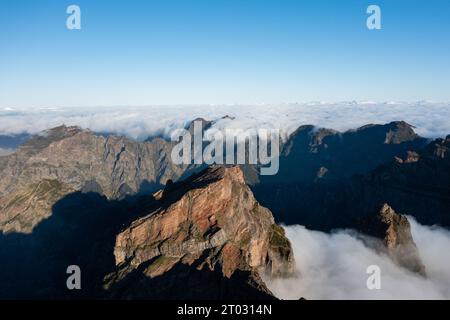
[363,203,426,276]
[186,117,213,135]
[18,125,83,155]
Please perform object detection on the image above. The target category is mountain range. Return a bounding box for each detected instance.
[0,118,448,299]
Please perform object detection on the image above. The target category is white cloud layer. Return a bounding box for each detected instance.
[266,217,450,300]
[1,101,449,140]
[0,148,15,156]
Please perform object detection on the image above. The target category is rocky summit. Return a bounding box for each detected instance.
[359,203,426,276]
[104,166,295,299]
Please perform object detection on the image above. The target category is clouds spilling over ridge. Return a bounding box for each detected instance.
[266,217,450,300]
[1,102,449,140]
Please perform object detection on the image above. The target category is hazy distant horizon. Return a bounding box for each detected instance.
[1,102,449,140]
[3,99,450,110]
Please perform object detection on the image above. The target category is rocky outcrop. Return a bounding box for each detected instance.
[104,166,295,299]
[360,204,426,276]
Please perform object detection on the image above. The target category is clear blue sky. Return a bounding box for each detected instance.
[0,0,449,107]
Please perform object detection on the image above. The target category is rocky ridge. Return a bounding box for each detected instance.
[0,120,430,233]
[0,125,201,233]
[104,166,295,299]
[1,120,448,298]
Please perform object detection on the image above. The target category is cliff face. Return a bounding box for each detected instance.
[345,135,450,228]
[360,203,426,276]
[105,166,295,299]
[0,125,201,233]
[252,127,450,232]
[251,121,430,226]
[265,121,427,184]
[0,125,189,198]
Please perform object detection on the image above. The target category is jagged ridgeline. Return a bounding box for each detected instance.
[0,117,273,233]
[0,119,441,233]
[0,119,449,299]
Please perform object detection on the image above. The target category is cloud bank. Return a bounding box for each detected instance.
[1,102,449,140]
[0,148,15,156]
[266,217,450,300]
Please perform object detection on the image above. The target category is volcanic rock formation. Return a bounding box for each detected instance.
[360,203,426,276]
[104,166,295,299]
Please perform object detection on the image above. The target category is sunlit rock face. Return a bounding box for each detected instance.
[105,166,295,299]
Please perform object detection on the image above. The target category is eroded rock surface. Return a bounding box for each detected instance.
[105,166,295,299]
[0,125,200,233]
[361,203,426,276]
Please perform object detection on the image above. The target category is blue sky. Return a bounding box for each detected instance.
[0,0,449,107]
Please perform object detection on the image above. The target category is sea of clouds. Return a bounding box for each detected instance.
[1,102,450,140]
[266,217,450,300]
[0,148,14,156]
[2,102,450,299]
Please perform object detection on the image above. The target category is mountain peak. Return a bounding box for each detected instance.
[105,165,295,299]
[18,125,83,155]
[186,117,213,135]
[383,121,418,144]
[351,121,418,144]
[363,203,426,276]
